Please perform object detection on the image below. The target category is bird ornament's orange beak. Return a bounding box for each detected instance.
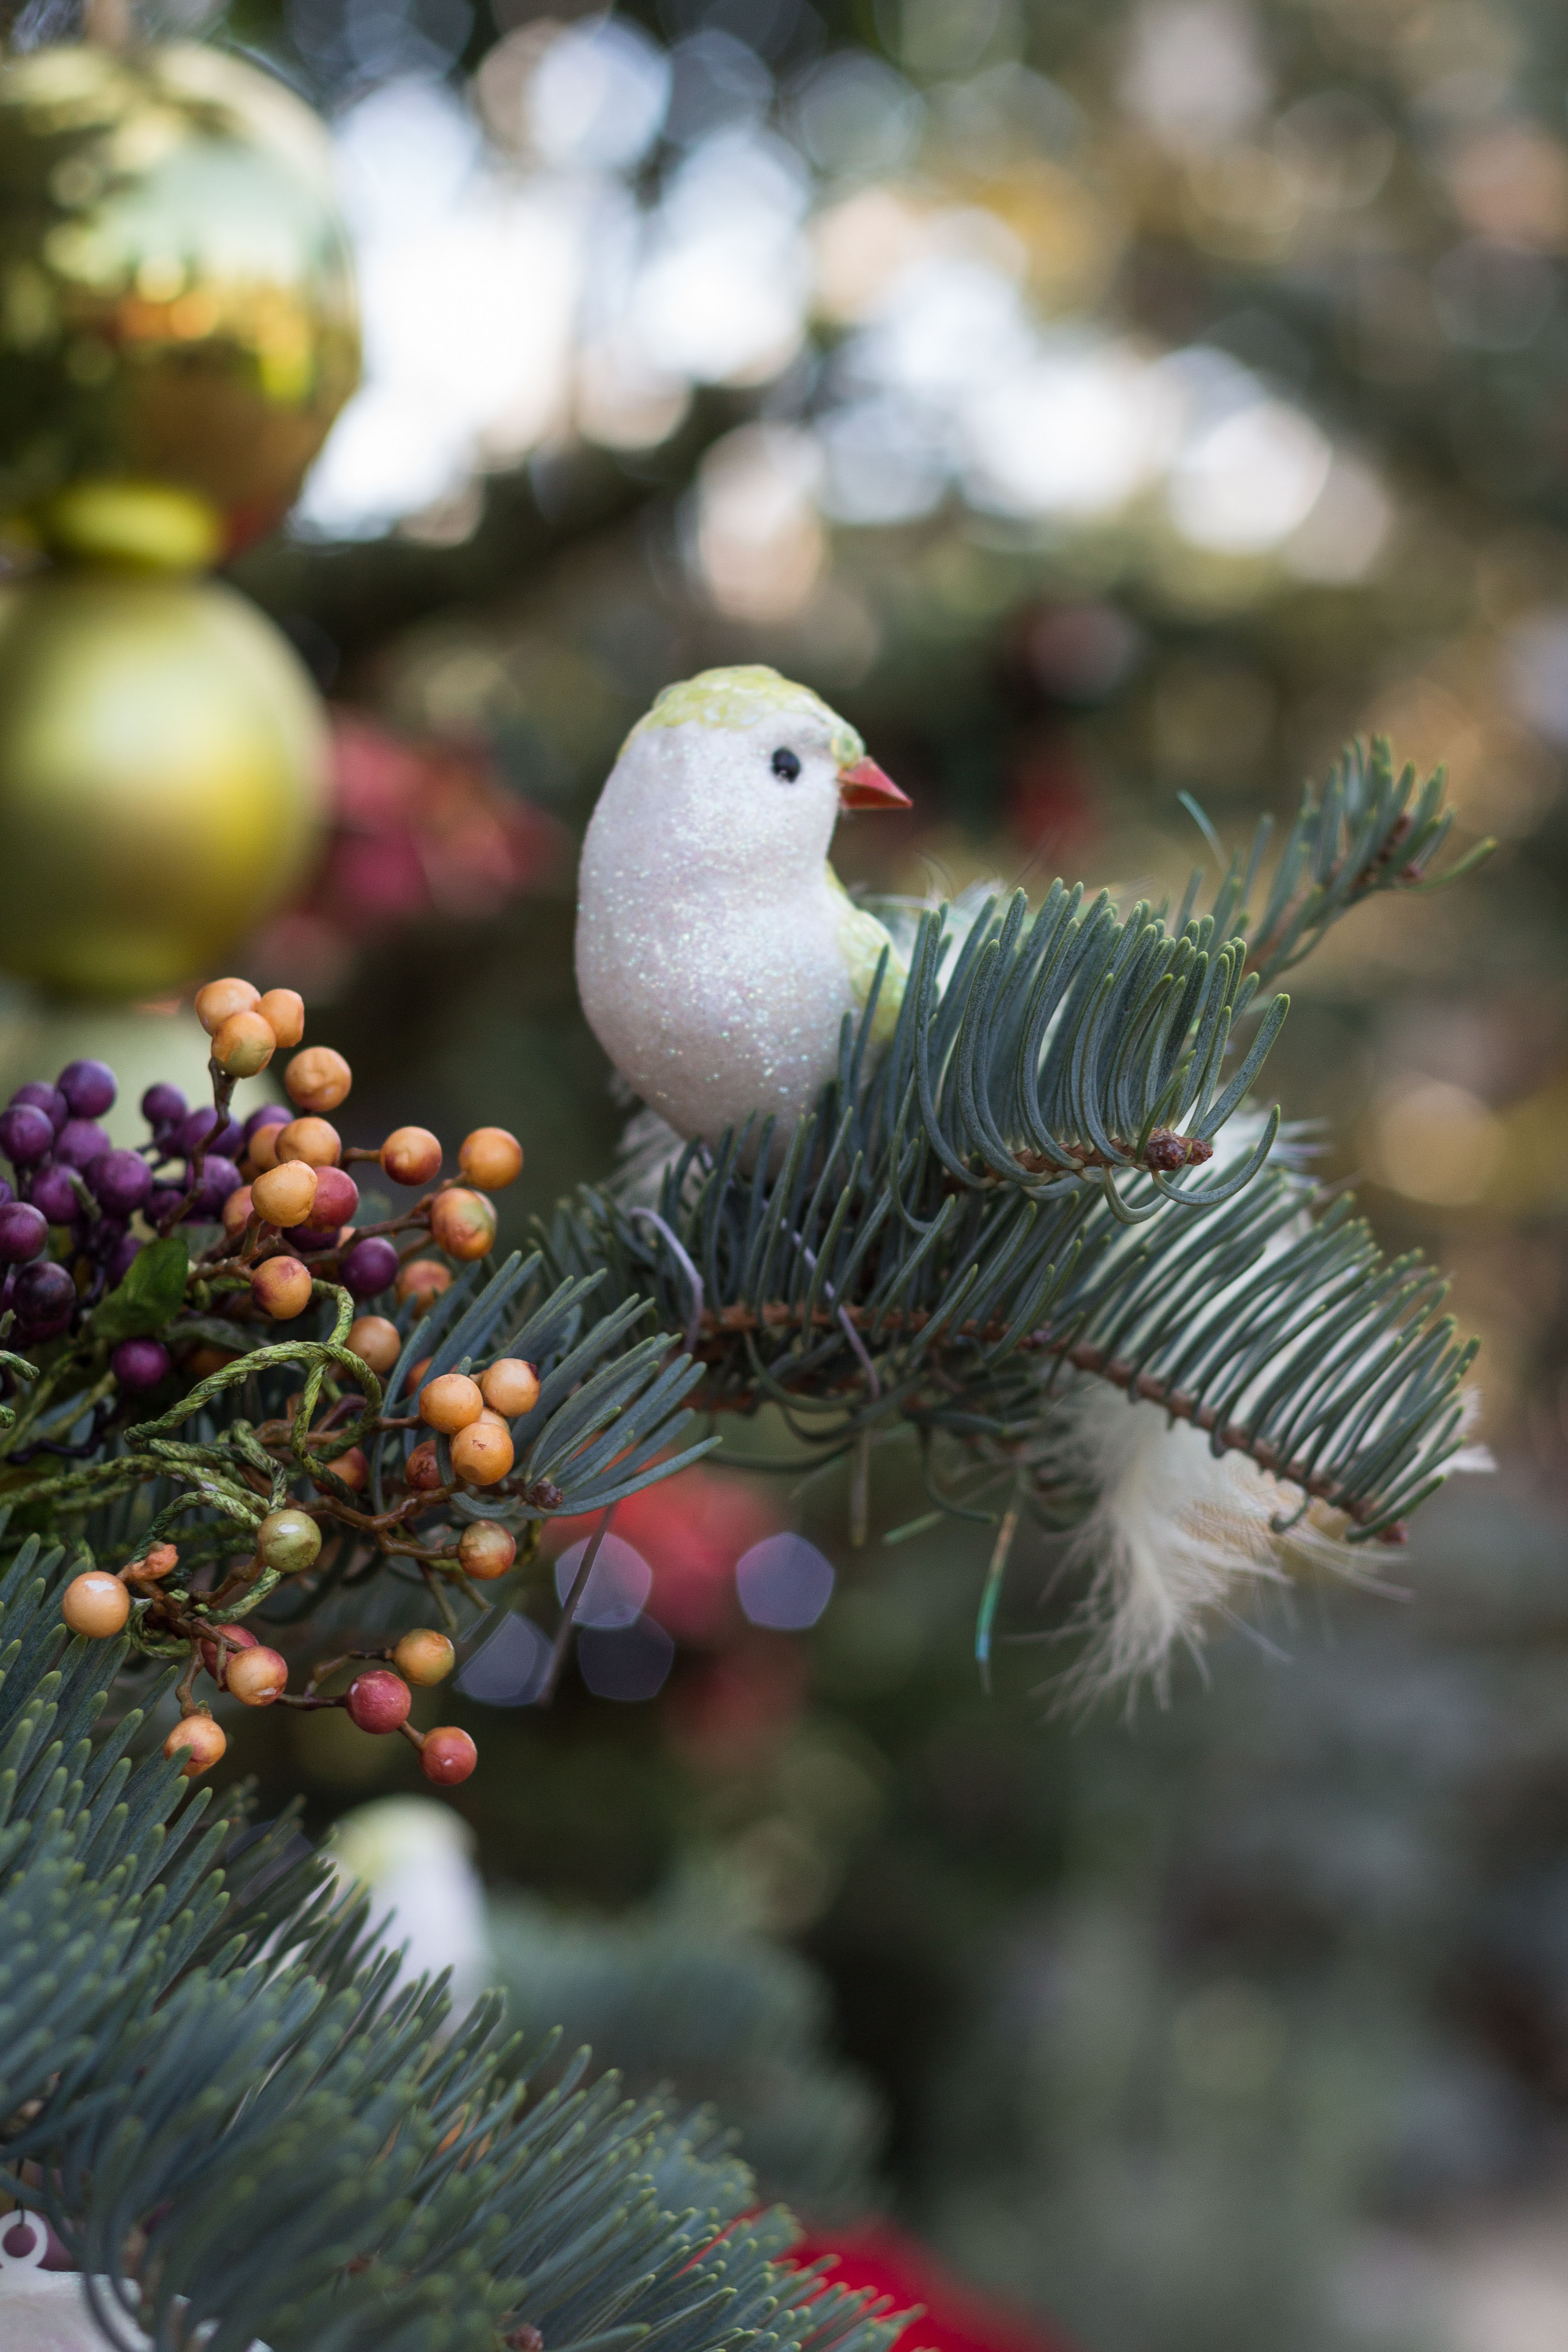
[837,756,912,811]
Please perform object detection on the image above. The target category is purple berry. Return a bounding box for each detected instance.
[14,1258,75,1332]
[0,1202,47,1263]
[0,1104,54,1166]
[140,1082,187,1128]
[56,1118,110,1171]
[194,1156,243,1216]
[180,1106,244,1161]
[0,1179,11,1209]
[341,1235,399,1297]
[11,1083,68,1133]
[30,1165,81,1224]
[147,1184,185,1226]
[88,1149,153,1217]
[293,1221,341,1255]
[244,1103,291,1142]
[57,1059,116,1118]
[105,1230,143,1285]
[111,1336,172,1390]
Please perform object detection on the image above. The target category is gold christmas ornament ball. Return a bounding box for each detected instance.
[0,567,328,995]
[0,42,359,558]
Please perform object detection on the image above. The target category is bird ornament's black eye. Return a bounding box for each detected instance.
[771,747,801,782]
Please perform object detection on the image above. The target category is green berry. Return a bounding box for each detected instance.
[256,1507,322,1576]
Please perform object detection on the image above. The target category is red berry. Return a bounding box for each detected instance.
[304,1164,359,1232]
[346,1668,411,1734]
[405,1439,444,1492]
[421,1726,478,1784]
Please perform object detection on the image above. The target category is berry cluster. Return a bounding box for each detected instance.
[0,1057,170,1346]
[6,973,534,1786]
[61,1533,474,1786]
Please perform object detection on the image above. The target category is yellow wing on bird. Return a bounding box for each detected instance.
[827,863,908,1049]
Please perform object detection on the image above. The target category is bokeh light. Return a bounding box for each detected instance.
[555,1532,655,1629]
[578,1615,677,1701]
[736,1534,836,1630]
[456,1609,550,1707]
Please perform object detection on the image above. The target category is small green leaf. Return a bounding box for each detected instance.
[94,1233,190,1342]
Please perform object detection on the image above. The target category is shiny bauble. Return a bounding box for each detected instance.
[0,42,359,558]
[0,567,328,995]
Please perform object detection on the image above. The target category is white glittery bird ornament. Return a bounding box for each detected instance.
[576,666,912,1146]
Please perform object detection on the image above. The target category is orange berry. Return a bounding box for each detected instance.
[480,1358,540,1418]
[251,1256,313,1321]
[321,1446,368,1492]
[450,1418,514,1487]
[257,988,305,1048]
[226,1644,289,1706]
[165,1714,226,1777]
[199,1621,257,1678]
[477,1406,508,1433]
[276,1116,341,1168]
[430,1189,497,1263]
[393,1628,456,1686]
[347,1314,401,1376]
[396,1259,451,1311]
[457,1521,516,1580]
[188,1344,240,1380]
[403,1354,432,1395]
[211,1008,277,1079]
[405,1439,444,1492]
[419,1372,484,1434]
[380,1126,443,1187]
[421,1726,478,1785]
[459,1127,523,1191]
[251,1160,318,1228]
[221,1183,254,1239]
[247,1123,284,1176]
[194,977,259,1035]
[62,1570,129,1637]
[285,1045,352,1115]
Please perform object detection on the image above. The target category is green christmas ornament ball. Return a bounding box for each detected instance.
[0,566,328,997]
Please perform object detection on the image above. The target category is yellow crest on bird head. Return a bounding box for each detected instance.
[625,665,864,769]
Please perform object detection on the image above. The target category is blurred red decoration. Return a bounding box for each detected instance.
[548,1464,781,1645]
[790,2226,1076,2352]
[250,709,567,992]
[1002,729,1099,871]
[663,1632,811,1773]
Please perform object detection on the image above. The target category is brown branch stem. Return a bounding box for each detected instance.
[691,1300,1407,1533]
